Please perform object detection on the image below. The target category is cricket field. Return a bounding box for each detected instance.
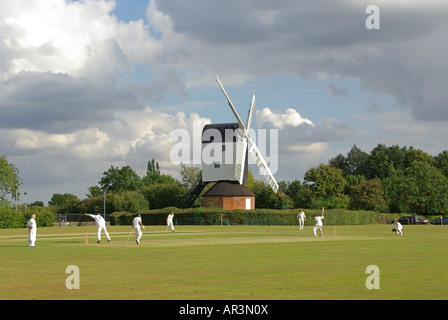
[0,224,447,300]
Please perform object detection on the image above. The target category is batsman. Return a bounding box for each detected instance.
[313,207,325,237]
[131,213,145,244]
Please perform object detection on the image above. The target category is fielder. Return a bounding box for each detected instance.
[297,209,306,230]
[165,211,175,232]
[131,213,145,244]
[393,219,403,235]
[27,214,37,247]
[313,212,325,237]
[85,212,111,243]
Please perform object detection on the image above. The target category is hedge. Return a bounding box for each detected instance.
[0,206,55,229]
[110,207,397,226]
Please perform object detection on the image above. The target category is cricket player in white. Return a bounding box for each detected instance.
[85,212,111,243]
[131,213,145,244]
[297,210,306,230]
[165,212,175,232]
[27,214,37,247]
[313,213,324,237]
[393,219,403,235]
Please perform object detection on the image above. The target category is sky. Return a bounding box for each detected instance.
[1,0,448,205]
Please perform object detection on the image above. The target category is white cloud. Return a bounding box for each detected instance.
[256,108,314,129]
[0,0,162,81]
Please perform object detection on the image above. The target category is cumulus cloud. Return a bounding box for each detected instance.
[256,108,314,129]
[0,0,211,202]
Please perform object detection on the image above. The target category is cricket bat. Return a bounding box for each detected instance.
[126,230,133,243]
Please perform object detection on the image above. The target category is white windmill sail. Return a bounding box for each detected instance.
[234,129,247,184]
[246,136,279,194]
[247,95,256,130]
[216,76,279,193]
[216,77,245,129]
[233,94,256,184]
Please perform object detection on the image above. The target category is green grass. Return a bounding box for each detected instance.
[1,224,447,300]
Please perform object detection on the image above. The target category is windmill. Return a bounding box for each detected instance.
[182,76,279,209]
[214,76,279,194]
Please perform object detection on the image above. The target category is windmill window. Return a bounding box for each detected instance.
[214,162,221,168]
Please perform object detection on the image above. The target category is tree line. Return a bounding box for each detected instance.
[288,144,448,215]
[2,143,448,215]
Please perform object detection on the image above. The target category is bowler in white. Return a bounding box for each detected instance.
[27,214,37,247]
[85,212,111,243]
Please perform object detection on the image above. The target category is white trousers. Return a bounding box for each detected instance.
[166,222,175,231]
[298,218,305,230]
[313,225,323,236]
[97,225,111,241]
[28,230,36,247]
[135,228,142,242]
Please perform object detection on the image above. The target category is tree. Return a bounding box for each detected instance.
[404,148,434,168]
[48,193,81,214]
[381,171,404,213]
[99,165,142,192]
[110,191,149,212]
[434,150,448,178]
[346,145,369,176]
[281,179,312,208]
[400,161,448,215]
[304,164,346,199]
[178,163,201,189]
[29,201,44,207]
[142,159,177,186]
[250,180,293,209]
[86,186,103,198]
[141,183,186,209]
[349,180,387,212]
[0,155,23,202]
[304,164,347,209]
[147,158,160,175]
[243,169,256,190]
[364,145,394,179]
[329,153,350,175]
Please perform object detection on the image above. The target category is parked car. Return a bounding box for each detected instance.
[431,216,448,225]
[398,216,429,225]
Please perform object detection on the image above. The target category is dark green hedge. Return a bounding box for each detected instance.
[111,207,395,226]
[0,206,55,229]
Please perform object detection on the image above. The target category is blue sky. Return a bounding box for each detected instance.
[1,0,448,204]
[113,0,148,23]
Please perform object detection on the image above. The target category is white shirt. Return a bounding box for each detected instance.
[167,213,174,224]
[91,214,106,227]
[297,211,305,220]
[394,221,402,230]
[132,216,142,229]
[27,218,37,241]
[27,218,36,229]
[314,216,324,227]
